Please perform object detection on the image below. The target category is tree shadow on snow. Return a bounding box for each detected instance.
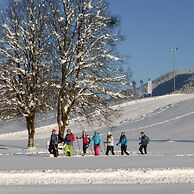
[150,139,194,143]
[127,139,194,143]
[0,144,25,149]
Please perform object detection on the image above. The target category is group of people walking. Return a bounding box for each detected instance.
[48,128,150,157]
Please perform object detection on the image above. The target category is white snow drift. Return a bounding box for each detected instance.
[0,168,193,185]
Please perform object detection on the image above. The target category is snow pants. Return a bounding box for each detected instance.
[139,144,147,154]
[94,145,100,156]
[106,146,115,155]
[49,144,58,157]
[121,145,129,155]
[64,144,74,156]
[83,144,89,155]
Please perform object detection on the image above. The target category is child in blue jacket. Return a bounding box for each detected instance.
[116,132,129,155]
[92,131,101,156]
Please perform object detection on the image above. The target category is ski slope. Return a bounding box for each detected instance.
[0,94,194,193]
[0,93,194,140]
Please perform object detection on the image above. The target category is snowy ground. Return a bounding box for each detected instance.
[1,184,194,194]
[0,94,194,193]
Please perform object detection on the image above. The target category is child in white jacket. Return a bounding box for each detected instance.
[105,132,115,155]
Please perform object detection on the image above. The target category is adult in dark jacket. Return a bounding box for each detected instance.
[48,128,59,157]
[139,131,150,155]
[116,132,129,155]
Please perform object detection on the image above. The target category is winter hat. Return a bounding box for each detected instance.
[67,129,71,132]
[52,128,56,132]
[107,132,112,136]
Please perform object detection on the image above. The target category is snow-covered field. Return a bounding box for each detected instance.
[1,184,194,194]
[0,94,194,193]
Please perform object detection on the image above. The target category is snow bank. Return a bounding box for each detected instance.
[0,168,193,185]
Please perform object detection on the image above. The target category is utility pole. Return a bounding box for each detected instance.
[170,48,178,92]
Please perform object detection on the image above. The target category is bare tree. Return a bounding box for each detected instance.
[0,0,53,147]
[48,0,130,139]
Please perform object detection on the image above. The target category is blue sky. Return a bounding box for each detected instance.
[107,0,194,83]
[1,0,194,83]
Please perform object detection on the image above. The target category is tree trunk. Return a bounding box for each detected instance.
[26,112,36,148]
[57,89,64,141]
[57,99,68,142]
[57,89,71,142]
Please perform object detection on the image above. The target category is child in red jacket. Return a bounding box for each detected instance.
[76,130,90,156]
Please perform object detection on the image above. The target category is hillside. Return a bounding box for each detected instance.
[1,93,194,147]
[151,70,194,96]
